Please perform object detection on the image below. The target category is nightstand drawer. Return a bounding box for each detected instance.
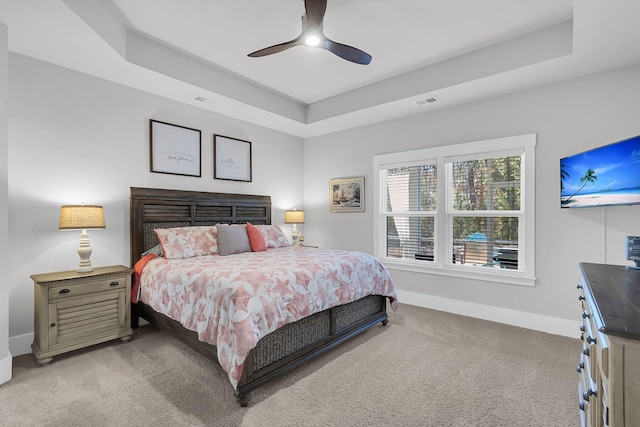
[48,276,126,300]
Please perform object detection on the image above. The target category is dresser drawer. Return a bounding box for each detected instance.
[579,377,596,427]
[48,275,127,300]
[583,285,610,381]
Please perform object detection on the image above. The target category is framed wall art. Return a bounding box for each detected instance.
[330,176,365,213]
[214,134,252,182]
[149,119,201,177]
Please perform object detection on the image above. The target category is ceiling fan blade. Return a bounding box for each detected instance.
[304,0,327,29]
[247,38,302,57]
[324,39,372,65]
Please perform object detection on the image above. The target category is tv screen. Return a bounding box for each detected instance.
[561,135,640,208]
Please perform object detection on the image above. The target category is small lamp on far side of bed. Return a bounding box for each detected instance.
[284,209,305,245]
[59,205,106,273]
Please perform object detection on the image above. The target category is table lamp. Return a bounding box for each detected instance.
[59,205,106,272]
[284,209,305,244]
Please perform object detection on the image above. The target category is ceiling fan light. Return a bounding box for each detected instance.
[305,35,321,47]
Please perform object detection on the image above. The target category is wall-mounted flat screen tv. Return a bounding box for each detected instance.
[561,135,640,208]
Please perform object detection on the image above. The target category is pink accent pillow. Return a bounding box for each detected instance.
[255,225,291,248]
[246,222,267,252]
[154,226,218,259]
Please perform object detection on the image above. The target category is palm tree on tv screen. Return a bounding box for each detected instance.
[560,163,569,192]
[563,168,598,204]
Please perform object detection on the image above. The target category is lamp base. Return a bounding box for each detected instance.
[77,230,94,273]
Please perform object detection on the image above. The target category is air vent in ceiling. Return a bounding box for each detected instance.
[414,97,439,106]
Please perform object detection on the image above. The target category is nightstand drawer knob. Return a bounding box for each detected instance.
[58,289,70,295]
[50,323,55,328]
[110,281,119,287]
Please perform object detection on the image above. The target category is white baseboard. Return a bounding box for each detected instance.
[9,332,33,357]
[5,295,576,365]
[0,350,12,385]
[395,289,579,339]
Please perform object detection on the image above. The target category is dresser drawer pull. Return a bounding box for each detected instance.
[583,347,590,357]
[50,322,55,328]
[58,289,70,295]
[109,281,119,287]
[578,295,585,301]
[587,335,597,345]
[576,362,584,373]
[579,402,585,411]
[582,310,590,319]
[583,388,596,401]
[577,284,583,289]
[579,325,586,332]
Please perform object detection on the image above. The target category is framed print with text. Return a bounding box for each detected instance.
[150,119,201,177]
[214,134,252,182]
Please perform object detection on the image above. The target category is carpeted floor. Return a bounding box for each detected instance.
[0,304,581,427]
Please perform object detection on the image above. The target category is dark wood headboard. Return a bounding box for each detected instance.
[130,187,271,266]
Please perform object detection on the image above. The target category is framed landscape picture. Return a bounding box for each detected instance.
[330,177,364,213]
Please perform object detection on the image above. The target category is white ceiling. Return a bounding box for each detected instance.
[3,0,640,137]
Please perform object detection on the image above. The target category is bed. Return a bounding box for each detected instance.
[130,187,397,406]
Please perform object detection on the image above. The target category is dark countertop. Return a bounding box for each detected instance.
[580,262,640,340]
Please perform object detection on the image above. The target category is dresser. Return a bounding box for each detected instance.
[577,263,640,427]
[31,265,133,365]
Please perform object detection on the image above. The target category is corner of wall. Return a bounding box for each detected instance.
[0,20,11,386]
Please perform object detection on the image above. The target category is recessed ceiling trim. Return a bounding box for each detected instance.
[125,30,308,124]
[306,20,573,124]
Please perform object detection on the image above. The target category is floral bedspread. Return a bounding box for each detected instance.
[138,246,397,388]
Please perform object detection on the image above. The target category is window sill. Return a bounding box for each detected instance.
[381,258,536,287]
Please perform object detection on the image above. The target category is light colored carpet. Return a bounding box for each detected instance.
[0,304,580,427]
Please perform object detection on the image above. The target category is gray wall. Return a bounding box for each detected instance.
[303,63,640,328]
[7,54,304,353]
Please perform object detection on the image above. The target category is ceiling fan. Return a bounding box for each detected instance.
[247,0,372,65]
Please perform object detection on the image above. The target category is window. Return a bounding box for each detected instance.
[373,134,536,286]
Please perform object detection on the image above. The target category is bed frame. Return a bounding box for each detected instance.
[129,187,389,406]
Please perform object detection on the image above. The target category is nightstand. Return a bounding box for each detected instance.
[31,265,133,365]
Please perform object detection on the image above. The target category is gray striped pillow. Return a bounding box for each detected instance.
[216,224,251,256]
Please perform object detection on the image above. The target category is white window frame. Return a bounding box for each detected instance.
[373,134,536,287]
